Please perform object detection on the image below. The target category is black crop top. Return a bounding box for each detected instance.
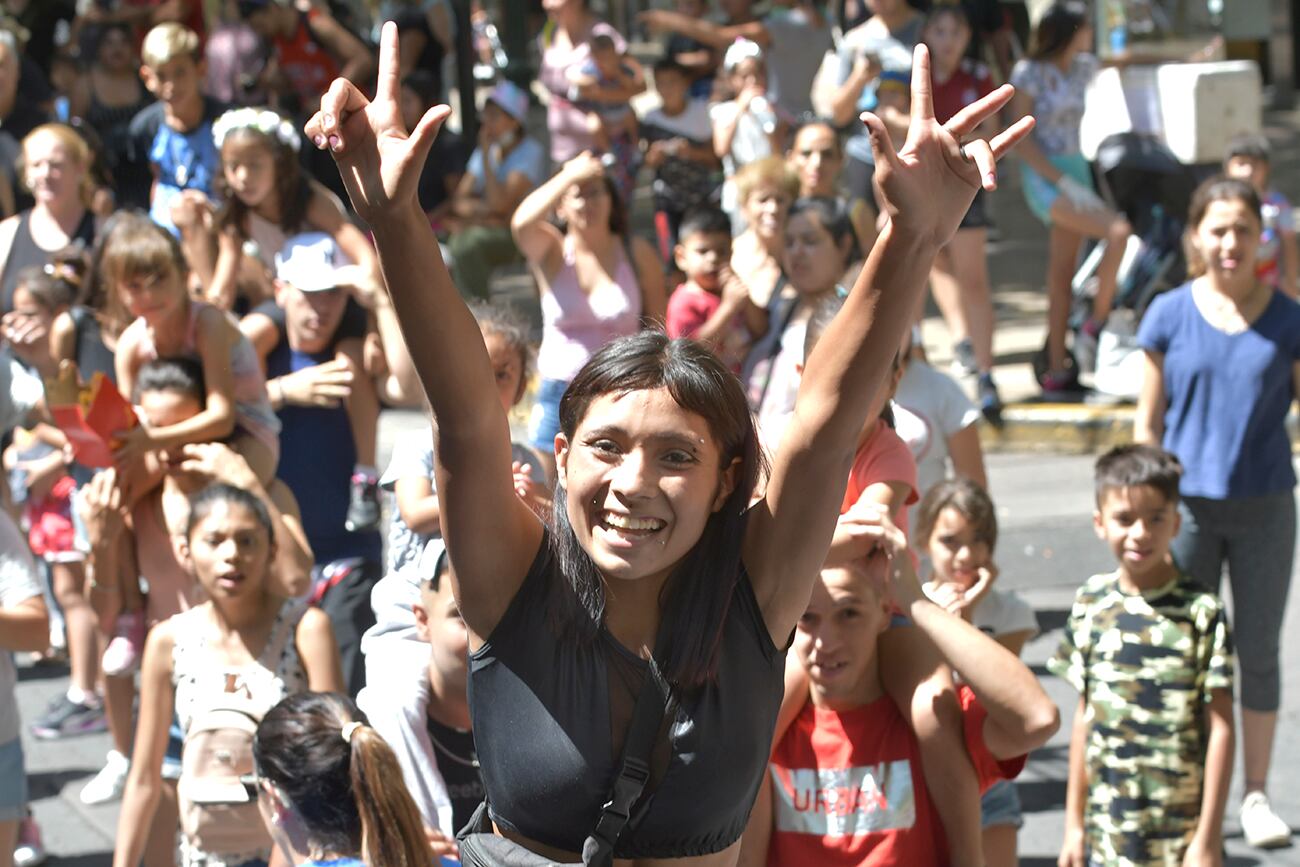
[468,532,787,859]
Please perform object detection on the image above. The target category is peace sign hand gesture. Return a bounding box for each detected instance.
[305,22,451,225]
[865,44,1035,248]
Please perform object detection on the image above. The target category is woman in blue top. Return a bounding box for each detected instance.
[305,27,1032,863]
[1136,176,1300,851]
[252,691,439,867]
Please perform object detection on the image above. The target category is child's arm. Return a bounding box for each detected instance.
[295,606,346,692]
[115,308,240,460]
[0,596,49,653]
[113,325,143,414]
[891,550,1061,757]
[309,184,384,298]
[1059,696,1089,867]
[826,481,912,565]
[1183,688,1234,865]
[308,10,377,85]
[713,100,747,161]
[396,475,441,535]
[111,623,176,867]
[204,229,245,312]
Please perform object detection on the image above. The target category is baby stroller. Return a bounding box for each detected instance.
[1035,133,1201,398]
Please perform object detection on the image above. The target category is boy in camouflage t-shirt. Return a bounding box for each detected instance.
[1050,445,1234,867]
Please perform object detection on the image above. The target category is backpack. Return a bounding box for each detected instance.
[175,601,304,858]
[176,677,273,857]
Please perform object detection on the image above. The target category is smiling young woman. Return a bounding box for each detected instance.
[306,24,1032,865]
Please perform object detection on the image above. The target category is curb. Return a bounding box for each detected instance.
[980,402,1136,454]
[982,403,1300,455]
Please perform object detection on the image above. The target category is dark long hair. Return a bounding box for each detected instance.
[254,692,431,867]
[552,331,764,689]
[214,123,310,239]
[1029,1,1090,60]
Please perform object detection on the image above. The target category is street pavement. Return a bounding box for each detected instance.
[14,443,1300,865]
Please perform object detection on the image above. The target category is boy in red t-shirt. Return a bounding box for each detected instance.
[665,206,767,372]
[739,521,1059,866]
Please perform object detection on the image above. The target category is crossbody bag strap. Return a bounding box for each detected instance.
[580,658,673,866]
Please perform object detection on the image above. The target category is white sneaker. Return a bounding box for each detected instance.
[79,750,129,805]
[1241,791,1292,849]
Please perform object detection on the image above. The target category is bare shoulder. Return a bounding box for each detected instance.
[295,605,334,640]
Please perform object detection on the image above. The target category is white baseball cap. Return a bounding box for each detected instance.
[274,232,362,292]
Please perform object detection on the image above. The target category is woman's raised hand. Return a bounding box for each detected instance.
[305,22,451,224]
[864,44,1034,248]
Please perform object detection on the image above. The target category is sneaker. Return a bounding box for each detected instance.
[345,472,381,533]
[1073,318,1102,374]
[80,750,130,805]
[1038,367,1085,398]
[977,373,1003,427]
[13,815,46,867]
[950,338,978,378]
[101,610,146,677]
[29,692,106,740]
[1241,791,1292,849]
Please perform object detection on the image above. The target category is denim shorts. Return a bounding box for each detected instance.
[0,737,27,821]
[980,779,1023,829]
[528,377,569,453]
[1020,153,1094,225]
[161,715,184,781]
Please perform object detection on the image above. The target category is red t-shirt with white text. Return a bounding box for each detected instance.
[767,686,1025,867]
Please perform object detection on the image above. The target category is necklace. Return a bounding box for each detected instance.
[428,727,479,769]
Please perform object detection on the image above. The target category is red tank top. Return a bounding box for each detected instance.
[273,11,343,110]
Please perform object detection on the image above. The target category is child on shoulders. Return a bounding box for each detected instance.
[740,515,1058,865]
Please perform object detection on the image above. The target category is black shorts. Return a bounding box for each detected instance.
[959,190,991,230]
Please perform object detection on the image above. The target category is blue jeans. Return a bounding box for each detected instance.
[528,378,569,453]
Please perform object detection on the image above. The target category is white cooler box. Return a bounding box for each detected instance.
[1081,60,1261,165]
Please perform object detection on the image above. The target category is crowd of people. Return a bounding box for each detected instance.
[0,0,1296,865]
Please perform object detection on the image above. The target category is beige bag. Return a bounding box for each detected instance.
[176,685,272,857]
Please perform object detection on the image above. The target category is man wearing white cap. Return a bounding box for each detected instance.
[248,232,384,695]
[443,80,546,301]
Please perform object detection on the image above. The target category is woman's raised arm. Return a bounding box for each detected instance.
[305,23,542,641]
[744,45,1034,642]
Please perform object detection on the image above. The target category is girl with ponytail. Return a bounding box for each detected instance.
[252,691,437,867]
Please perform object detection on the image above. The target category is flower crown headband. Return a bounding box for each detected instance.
[213,108,302,153]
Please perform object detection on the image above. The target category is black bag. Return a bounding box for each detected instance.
[457,659,673,867]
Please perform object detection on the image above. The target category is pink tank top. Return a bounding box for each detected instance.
[537,235,642,382]
[134,300,281,453]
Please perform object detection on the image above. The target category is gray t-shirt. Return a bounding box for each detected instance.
[0,510,42,743]
[380,426,547,575]
[763,7,833,118]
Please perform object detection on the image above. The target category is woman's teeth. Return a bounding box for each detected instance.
[603,513,665,532]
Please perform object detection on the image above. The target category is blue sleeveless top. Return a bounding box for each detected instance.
[468,532,787,859]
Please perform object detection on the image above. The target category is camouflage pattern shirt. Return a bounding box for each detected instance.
[1048,570,1233,866]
